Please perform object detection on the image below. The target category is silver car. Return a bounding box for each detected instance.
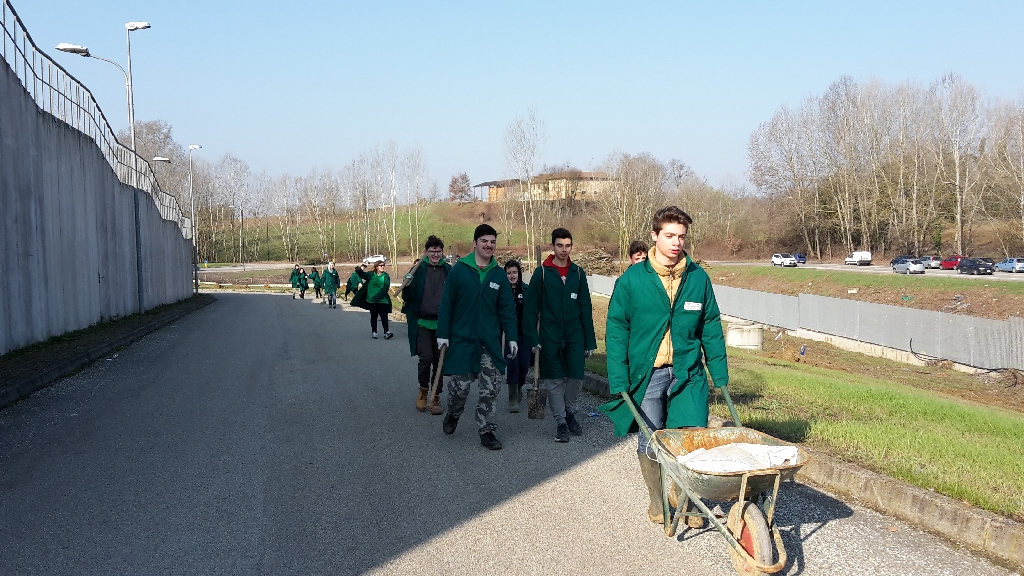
[919,256,942,269]
[892,258,926,274]
[996,258,1024,273]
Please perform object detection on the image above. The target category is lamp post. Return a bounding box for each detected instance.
[154,143,202,294]
[55,20,149,151]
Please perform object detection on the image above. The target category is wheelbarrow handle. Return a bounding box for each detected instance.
[719,386,743,428]
[619,391,656,447]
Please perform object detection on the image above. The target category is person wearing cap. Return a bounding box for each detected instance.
[599,206,729,527]
[522,227,597,443]
[322,262,341,308]
[436,224,518,450]
[401,235,452,415]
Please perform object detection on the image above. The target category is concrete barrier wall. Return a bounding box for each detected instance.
[1,60,191,355]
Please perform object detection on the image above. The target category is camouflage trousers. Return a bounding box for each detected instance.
[446,348,502,435]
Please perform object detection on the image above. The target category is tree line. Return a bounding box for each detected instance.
[749,73,1024,259]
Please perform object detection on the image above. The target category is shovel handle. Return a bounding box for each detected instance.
[532,347,541,390]
[427,344,447,405]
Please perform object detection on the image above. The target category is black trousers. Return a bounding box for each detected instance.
[416,325,442,392]
[314,287,322,298]
[368,303,389,333]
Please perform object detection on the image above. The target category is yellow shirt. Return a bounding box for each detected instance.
[648,248,687,367]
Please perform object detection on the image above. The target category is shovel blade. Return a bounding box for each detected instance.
[527,388,547,420]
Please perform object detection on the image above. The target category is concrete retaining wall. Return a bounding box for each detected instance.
[1,60,191,355]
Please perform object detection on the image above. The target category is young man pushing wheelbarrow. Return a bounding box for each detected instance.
[599,206,730,527]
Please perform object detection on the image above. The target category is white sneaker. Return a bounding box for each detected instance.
[372,332,378,339]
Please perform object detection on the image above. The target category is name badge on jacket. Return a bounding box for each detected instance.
[683,301,702,311]
[570,293,578,299]
[489,282,500,290]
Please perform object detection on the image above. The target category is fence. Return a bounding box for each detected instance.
[588,276,1024,370]
[0,0,190,239]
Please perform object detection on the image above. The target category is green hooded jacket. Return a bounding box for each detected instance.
[309,270,322,290]
[351,268,392,312]
[322,268,341,294]
[436,254,518,375]
[345,272,361,294]
[400,256,452,356]
[522,256,598,379]
[598,254,729,435]
[289,268,300,289]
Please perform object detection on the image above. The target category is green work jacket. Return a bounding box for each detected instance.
[436,255,518,375]
[309,270,322,290]
[298,272,309,289]
[401,256,452,356]
[322,268,341,294]
[351,268,392,312]
[599,255,729,435]
[346,273,361,293]
[289,269,300,288]
[522,260,598,375]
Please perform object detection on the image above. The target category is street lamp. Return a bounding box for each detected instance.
[154,143,202,294]
[55,20,149,151]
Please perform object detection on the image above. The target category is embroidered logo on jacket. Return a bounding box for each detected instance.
[489,282,500,290]
[683,301,702,311]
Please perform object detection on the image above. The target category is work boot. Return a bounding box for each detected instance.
[416,388,428,412]
[638,454,665,524]
[555,423,570,443]
[442,414,459,435]
[429,394,443,415]
[508,384,520,413]
[565,412,583,436]
[480,432,502,450]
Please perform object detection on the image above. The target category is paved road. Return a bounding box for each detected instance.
[0,293,1014,575]
[710,260,1024,282]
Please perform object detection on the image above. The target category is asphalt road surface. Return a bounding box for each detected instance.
[0,293,1014,575]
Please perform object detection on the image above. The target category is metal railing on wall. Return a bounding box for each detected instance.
[1,0,192,240]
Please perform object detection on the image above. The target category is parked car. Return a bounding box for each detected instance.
[957,258,994,275]
[977,257,995,265]
[890,254,915,265]
[919,256,942,269]
[771,253,798,267]
[939,255,966,270]
[792,253,807,264]
[996,258,1024,273]
[844,251,872,265]
[892,258,926,274]
[362,254,387,265]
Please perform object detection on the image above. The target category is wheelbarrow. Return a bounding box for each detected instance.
[621,388,810,575]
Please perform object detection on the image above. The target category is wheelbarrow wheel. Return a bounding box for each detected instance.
[727,501,773,576]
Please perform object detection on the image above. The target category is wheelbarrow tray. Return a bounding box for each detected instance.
[652,427,810,501]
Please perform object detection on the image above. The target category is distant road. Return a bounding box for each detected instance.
[708,260,1024,282]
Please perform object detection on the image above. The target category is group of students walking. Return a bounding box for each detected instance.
[291,205,730,526]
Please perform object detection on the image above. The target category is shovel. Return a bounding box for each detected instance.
[426,344,447,413]
[526,349,546,420]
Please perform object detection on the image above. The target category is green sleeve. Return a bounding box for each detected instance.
[578,272,597,351]
[699,277,729,388]
[605,275,632,394]
[521,267,542,348]
[497,274,518,344]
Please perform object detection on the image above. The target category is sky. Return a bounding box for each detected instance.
[12,0,1024,192]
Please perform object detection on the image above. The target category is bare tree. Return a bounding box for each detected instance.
[596,152,666,268]
[504,108,545,263]
[448,172,474,204]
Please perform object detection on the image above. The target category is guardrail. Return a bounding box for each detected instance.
[1,0,191,239]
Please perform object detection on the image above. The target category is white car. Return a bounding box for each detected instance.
[362,254,386,266]
[770,253,798,267]
[996,258,1024,273]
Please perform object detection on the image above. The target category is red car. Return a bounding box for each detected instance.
[940,255,966,270]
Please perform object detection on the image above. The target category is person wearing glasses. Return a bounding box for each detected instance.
[401,235,452,415]
[352,259,394,340]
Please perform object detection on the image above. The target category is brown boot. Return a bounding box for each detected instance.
[429,394,443,415]
[637,454,665,524]
[416,388,428,412]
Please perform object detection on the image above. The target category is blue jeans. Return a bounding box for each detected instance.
[637,366,677,454]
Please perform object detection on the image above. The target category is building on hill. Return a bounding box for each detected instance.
[474,171,614,202]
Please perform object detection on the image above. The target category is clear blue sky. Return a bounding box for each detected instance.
[14,0,1024,191]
